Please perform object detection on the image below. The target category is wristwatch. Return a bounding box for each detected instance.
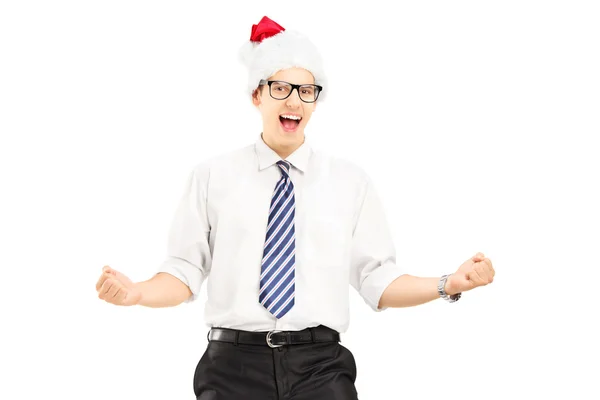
[438,274,461,303]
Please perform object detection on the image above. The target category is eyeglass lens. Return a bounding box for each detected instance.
[270,82,319,102]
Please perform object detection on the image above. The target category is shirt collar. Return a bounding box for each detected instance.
[254,133,312,172]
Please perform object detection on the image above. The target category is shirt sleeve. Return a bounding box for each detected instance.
[349,173,405,312]
[156,164,212,303]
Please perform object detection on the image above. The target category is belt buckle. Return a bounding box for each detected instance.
[266,330,284,348]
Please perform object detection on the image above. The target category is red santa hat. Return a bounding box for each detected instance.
[239,16,328,101]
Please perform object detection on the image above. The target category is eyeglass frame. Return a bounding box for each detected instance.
[258,79,323,103]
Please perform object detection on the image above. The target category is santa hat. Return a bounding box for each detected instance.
[239,16,328,101]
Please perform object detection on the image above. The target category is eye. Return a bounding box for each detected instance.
[272,83,290,92]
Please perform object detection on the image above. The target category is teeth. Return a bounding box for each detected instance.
[280,115,301,120]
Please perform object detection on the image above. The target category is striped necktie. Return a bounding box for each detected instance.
[259,160,296,318]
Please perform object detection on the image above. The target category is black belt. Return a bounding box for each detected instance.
[207,325,340,348]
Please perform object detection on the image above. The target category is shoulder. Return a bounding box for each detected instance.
[189,142,255,182]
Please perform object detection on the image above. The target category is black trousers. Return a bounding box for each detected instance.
[193,329,359,399]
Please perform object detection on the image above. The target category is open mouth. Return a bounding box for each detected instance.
[279,115,302,132]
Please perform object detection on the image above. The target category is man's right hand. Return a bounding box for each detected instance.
[96,265,142,306]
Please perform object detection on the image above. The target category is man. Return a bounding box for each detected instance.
[95,16,495,400]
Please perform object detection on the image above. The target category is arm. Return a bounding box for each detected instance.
[96,267,192,307]
[135,272,193,308]
[156,164,212,303]
[378,254,494,309]
[378,275,452,309]
[348,171,494,311]
[348,172,406,312]
[97,165,212,308]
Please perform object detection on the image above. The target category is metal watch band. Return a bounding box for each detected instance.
[438,274,461,303]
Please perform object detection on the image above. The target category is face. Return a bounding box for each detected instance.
[252,67,318,154]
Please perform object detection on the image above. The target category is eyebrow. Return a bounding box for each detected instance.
[272,80,313,84]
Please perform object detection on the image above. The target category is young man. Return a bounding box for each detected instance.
[95,16,495,399]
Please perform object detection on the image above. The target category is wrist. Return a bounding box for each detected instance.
[444,274,458,296]
[131,282,145,306]
[439,274,462,303]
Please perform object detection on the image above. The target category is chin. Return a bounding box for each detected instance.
[280,130,304,144]
[263,124,304,148]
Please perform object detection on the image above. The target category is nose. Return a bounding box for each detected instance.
[285,88,302,107]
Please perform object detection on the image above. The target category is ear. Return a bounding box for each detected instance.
[252,88,261,107]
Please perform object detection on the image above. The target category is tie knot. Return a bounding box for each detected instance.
[276,160,291,178]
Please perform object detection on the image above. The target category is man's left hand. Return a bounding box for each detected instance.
[445,252,495,295]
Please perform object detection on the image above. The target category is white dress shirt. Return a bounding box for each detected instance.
[157,134,405,333]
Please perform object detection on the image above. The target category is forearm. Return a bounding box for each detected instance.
[135,272,192,308]
[378,274,451,309]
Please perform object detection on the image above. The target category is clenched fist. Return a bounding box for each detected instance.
[446,252,495,295]
[96,265,142,306]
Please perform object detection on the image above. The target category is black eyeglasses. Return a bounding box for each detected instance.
[259,80,322,103]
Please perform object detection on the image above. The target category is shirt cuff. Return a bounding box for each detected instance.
[360,262,405,312]
[157,257,206,303]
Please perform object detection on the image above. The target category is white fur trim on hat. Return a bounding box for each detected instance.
[239,30,328,102]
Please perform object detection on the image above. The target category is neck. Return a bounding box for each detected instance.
[262,132,305,159]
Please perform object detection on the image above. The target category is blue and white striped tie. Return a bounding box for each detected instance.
[259,160,296,318]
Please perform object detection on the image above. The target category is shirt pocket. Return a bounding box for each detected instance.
[303,209,352,269]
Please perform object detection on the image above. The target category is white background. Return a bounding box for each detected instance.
[1,1,599,399]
